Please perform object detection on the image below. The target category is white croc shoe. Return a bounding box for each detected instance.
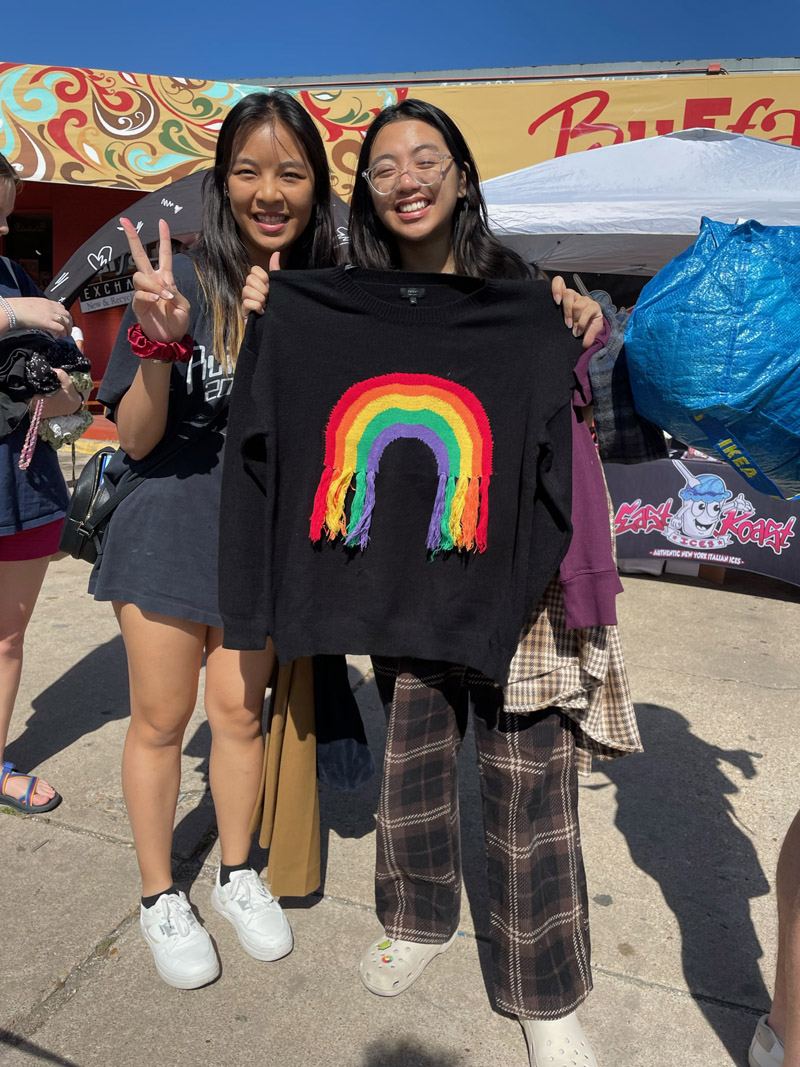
[749,1015,785,1067]
[520,1012,599,1067]
[139,891,220,990]
[211,868,293,962]
[360,930,458,996]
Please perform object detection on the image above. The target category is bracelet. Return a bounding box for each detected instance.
[127,323,193,363]
[0,294,17,331]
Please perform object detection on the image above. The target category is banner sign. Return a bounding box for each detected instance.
[0,62,798,193]
[79,273,134,313]
[605,458,800,587]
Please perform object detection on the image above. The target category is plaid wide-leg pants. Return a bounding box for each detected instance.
[372,657,592,1019]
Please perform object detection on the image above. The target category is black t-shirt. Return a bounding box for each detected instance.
[89,255,233,626]
[219,266,580,684]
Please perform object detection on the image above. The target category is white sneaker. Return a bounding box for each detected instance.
[139,891,220,989]
[749,1015,785,1067]
[211,868,293,961]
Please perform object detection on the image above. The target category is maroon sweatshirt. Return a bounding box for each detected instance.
[560,319,624,628]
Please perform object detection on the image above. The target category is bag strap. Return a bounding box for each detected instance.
[83,402,230,534]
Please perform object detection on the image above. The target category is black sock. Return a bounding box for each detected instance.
[219,861,251,887]
[141,885,179,909]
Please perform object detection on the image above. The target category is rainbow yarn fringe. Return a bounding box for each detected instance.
[308,373,493,554]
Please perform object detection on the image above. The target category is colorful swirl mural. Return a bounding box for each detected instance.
[0,63,408,192]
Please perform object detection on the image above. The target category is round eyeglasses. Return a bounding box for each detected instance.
[362,154,453,195]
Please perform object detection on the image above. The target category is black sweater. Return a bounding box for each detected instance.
[219,266,579,684]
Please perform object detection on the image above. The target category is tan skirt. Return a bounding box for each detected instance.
[504,577,642,775]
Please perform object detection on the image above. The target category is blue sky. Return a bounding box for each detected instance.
[4,1,799,81]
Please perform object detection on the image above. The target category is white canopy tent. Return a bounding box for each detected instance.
[481,128,800,276]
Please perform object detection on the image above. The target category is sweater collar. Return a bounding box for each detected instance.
[335,265,494,324]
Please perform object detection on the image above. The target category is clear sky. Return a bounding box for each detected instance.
[4,0,799,81]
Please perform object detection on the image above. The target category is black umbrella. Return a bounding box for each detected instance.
[46,169,350,308]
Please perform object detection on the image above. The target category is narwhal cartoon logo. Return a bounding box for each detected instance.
[614,461,796,556]
[663,460,752,549]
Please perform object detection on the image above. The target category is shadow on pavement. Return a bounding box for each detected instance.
[8,630,239,882]
[5,635,129,771]
[176,717,221,875]
[595,701,770,1062]
[316,663,381,894]
[0,1029,79,1066]
[361,1039,466,1066]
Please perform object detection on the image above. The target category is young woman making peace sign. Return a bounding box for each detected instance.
[90,92,338,989]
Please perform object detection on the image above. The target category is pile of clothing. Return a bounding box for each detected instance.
[0,332,92,446]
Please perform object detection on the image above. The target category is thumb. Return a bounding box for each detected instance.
[269,251,281,273]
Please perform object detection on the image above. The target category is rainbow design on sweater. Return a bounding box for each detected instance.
[309,373,493,553]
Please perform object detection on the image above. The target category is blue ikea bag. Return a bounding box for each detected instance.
[625,217,800,499]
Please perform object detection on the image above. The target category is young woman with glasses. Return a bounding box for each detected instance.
[347,100,637,1067]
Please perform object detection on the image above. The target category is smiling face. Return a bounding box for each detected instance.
[681,498,725,537]
[226,120,315,269]
[0,179,16,239]
[366,119,466,269]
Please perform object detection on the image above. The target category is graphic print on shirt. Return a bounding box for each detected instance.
[184,342,234,404]
[309,373,493,554]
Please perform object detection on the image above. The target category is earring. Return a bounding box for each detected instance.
[223,186,229,198]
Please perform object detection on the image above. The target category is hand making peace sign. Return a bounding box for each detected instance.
[120,217,191,344]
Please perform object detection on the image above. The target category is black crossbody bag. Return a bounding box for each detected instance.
[59,405,228,564]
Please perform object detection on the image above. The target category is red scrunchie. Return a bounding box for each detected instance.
[128,323,193,363]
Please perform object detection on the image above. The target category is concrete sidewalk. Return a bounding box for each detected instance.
[2,526,799,1066]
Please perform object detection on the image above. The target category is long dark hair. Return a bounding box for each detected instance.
[349,99,532,281]
[192,91,337,365]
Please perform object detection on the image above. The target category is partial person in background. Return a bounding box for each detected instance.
[70,324,84,352]
[0,151,85,813]
[750,811,800,1067]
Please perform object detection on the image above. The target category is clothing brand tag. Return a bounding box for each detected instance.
[399,287,426,306]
